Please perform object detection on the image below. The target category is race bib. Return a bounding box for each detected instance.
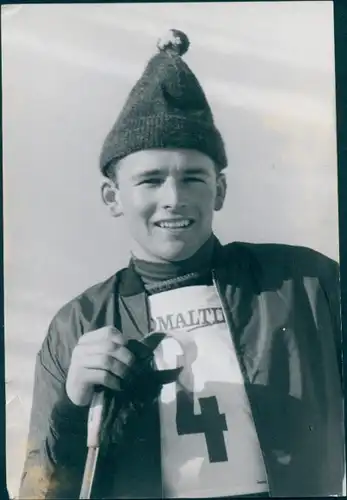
[150,285,268,498]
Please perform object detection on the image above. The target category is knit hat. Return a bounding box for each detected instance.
[100,29,227,176]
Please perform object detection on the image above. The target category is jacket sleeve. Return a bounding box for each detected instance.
[317,254,345,493]
[319,256,343,382]
[18,311,89,499]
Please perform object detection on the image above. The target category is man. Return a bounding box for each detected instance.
[19,29,344,499]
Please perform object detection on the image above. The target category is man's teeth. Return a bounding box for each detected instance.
[158,220,191,228]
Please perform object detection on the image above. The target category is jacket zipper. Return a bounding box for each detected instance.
[212,269,272,496]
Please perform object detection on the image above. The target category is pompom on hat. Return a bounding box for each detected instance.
[100,29,227,176]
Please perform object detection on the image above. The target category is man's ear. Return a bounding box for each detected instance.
[100,178,123,217]
[214,173,227,212]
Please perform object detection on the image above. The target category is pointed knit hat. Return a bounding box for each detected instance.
[100,29,227,176]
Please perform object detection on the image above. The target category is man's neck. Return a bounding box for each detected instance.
[132,234,216,285]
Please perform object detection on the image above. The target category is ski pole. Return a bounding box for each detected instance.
[79,332,171,499]
[79,390,105,499]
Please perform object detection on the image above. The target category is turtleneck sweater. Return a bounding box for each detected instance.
[131,234,216,294]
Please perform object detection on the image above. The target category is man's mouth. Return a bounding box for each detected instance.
[155,219,194,229]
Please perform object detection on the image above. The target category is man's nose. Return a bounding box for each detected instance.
[160,178,187,209]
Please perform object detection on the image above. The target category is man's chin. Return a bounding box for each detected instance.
[154,241,197,262]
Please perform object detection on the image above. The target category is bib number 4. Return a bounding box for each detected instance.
[176,388,228,463]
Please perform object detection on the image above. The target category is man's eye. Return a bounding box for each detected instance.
[139,179,161,185]
[184,177,204,183]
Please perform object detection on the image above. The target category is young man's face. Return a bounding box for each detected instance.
[103,149,226,263]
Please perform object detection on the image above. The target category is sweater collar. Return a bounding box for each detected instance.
[131,234,216,284]
[118,235,225,297]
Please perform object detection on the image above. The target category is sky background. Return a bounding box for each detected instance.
[2,1,340,496]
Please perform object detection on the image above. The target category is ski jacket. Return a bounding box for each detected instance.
[19,241,344,498]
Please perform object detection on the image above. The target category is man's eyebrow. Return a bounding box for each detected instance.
[132,169,162,180]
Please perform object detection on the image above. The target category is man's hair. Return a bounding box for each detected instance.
[104,160,119,184]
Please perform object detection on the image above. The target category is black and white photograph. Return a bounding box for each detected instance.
[2,2,345,498]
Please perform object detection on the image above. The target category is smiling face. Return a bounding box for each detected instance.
[101,149,227,263]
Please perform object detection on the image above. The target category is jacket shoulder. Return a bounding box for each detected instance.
[39,270,125,372]
[223,241,338,282]
[52,271,122,323]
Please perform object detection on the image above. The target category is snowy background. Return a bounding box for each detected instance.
[2,2,341,497]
